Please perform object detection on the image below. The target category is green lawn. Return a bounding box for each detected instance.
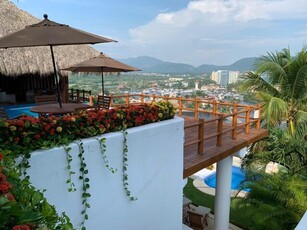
[183,178,257,230]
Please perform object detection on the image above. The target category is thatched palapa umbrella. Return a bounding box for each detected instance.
[62,53,140,96]
[0,13,116,107]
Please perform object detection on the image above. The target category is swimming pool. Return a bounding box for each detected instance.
[3,104,38,118]
[204,166,249,191]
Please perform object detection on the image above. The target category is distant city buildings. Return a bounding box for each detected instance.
[211,70,240,86]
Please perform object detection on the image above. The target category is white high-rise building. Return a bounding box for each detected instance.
[195,81,199,90]
[211,71,220,84]
[228,71,240,84]
[211,70,240,85]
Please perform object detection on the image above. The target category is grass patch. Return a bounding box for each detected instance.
[183,178,257,230]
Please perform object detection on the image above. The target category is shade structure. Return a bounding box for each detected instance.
[62,52,140,96]
[0,14,116,107]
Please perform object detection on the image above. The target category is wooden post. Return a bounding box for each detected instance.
[109,94,113,107]
[194,98,198,119]
[256,103,261,130]
[232,102,237,139]
[126,94,129,106]
[76,89,80,103]
[152,94,156,103]
[198,119,204,155]
[217,115,223,146]
[178,97,182,117]
[245,107,251,134]
[213,100,217,116]
[141,93,144,103]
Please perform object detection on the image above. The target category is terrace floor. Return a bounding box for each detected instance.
[183,117,268,178]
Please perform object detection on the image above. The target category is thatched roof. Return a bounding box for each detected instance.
[0,0,101,76]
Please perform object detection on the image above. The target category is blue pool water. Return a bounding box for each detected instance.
[3,104,38,118]
[204,166,249,191]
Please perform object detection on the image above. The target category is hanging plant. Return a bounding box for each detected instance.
[122,129,138,201]
[96,137,117,174]
[63,145,76,192]
[0,101,176,229]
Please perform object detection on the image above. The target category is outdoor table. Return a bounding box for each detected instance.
[30,103,91,116]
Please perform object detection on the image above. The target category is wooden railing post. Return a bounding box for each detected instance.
[178,97,183,117]
[256,103,261,130]
[232,102,237,139]
[213,100,217,116]
[126,94,129,106]
[76,89,80,103]
[109,94,113,107]
[194,98,198,119]
[141,93,144,103]
[152,94,156,103]
[217,115,223,146]
[198,119,204,155]
[245,107,251,134]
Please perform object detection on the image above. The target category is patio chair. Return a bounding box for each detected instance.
[187,204,211,230]
[35,94,57,104]
[96,95,111,109]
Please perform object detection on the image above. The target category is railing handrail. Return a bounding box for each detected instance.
[68,92,262,155]
[106,93,261,155]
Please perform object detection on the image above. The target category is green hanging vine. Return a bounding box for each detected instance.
[122,129,138,201]
[75,140,91,230]
[63,145,76,192]
[95,137,117,174]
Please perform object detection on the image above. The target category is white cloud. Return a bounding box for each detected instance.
[122,0,307,65]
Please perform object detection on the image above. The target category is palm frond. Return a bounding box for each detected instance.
[288,62,307,101]
[240,71,280,97]
[256,49,291,86]
[257,93,288,125]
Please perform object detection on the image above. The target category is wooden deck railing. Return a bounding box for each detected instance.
[68,89,92,103]
[106,93,262,154]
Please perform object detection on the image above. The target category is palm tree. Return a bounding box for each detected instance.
[242,121,307,176]
[240,47,307,135]
[236,171,307,230]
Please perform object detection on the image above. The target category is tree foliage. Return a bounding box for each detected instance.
[240,47,307,135]
[236,172,307,230]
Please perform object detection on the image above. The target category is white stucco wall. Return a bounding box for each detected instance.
[26,117,184,230]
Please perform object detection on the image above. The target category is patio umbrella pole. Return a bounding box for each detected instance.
[50,45,62,107]
[101,67,104,96]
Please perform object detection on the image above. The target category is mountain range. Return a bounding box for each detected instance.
[118,56,258,74]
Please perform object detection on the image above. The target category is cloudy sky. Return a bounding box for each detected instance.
[16,0,307,66]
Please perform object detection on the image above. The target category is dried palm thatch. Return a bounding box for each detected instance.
[0,0,100,76]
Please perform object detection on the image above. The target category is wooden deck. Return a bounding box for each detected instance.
[183,117,268,178]
[91,93,268,179]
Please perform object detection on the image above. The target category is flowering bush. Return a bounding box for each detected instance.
[0,101,176,229]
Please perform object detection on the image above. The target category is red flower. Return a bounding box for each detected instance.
[0,181,12,193]
[14,137,20,143]
[34,134,41,139]
[0,173,6,183]
[4,192,15,201]
[44,125,51,131]
[0,153,3,161]
[49,129,55,135]
[12,225,31,230]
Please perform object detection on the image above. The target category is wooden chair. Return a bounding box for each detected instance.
[0,108,8,119]
[96,95,111,109]
[35,94,57,104]
[187,205,210,230]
